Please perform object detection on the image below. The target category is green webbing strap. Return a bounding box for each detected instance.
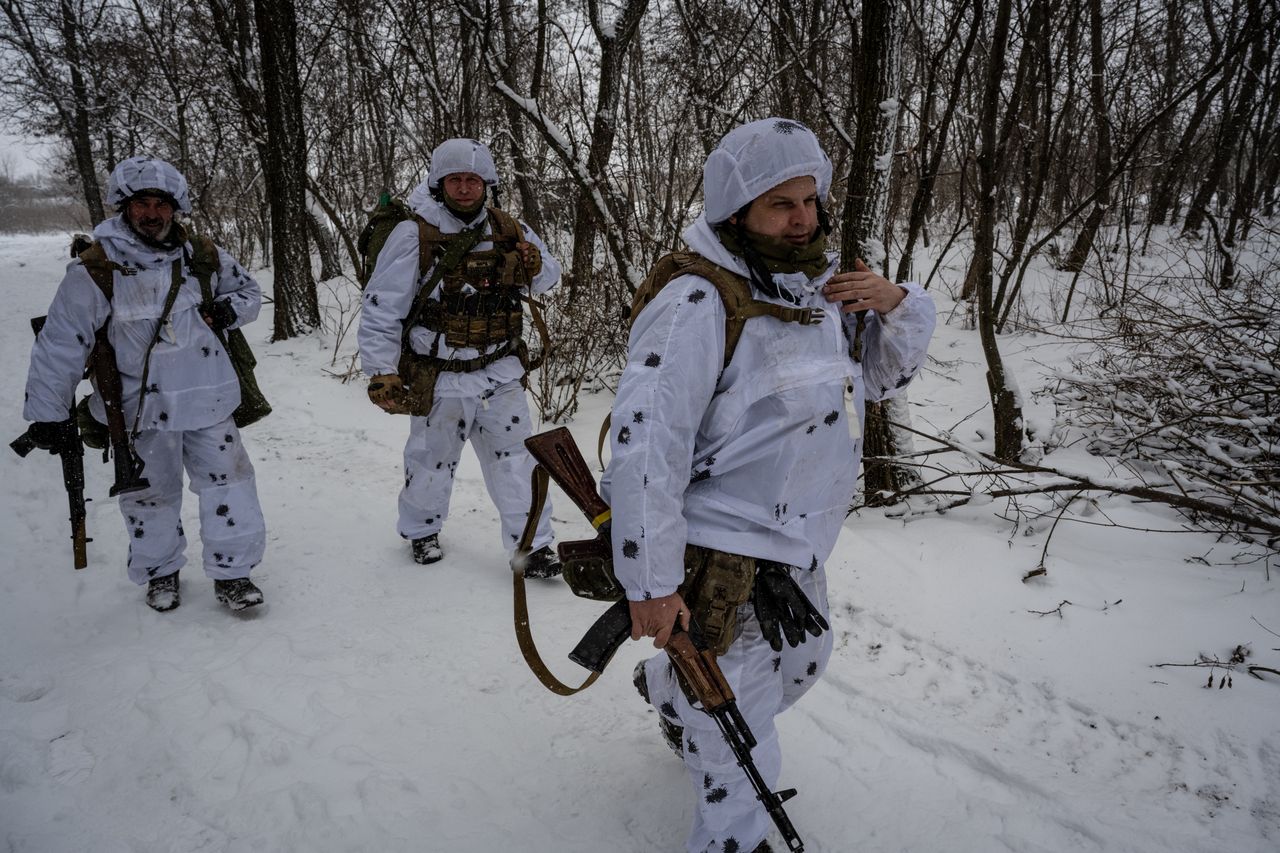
[734,301,825,326]
[512,465,602,696]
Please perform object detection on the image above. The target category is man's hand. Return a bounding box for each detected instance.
[516,240,542,278]
[367,374,407,413]
[822,258,907,315]
[629,593,691,649]
[27,418,76,454]
[202,299,237,332]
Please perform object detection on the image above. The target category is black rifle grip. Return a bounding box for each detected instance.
[568,599,632,673]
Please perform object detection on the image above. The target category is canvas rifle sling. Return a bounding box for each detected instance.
[512,463,601,696]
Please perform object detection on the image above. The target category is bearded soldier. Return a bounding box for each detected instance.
[21,156,268,612]
[358,138,561,575]
[603,119,936,852]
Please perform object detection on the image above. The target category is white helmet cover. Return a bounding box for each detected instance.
[106,156,192,214]
[702,118,832,224]
[427,138,500,191]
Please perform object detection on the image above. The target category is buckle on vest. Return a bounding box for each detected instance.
[799,307,824,325]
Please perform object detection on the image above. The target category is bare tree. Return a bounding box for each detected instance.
[253,0,317,338]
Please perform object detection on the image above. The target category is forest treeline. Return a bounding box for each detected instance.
[3,0,1278,548]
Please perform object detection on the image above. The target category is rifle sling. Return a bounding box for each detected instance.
[512,464,601,696]
[129,256,188,438]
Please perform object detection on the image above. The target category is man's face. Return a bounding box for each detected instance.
[735,175,819,246]
[125,194,175,241]
[442,172,485,208]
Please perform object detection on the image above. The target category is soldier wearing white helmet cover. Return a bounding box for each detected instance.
[602,119,936,853]
[358,138,563,573]
[21,156,268,613]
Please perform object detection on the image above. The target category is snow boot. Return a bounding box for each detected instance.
[522,545,563,579]
[412,534,443,565]
[145,571,180,612]
[214,577,264,611]
[633,660,684,757]
[751,842,774,853]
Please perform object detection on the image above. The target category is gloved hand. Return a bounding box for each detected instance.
[203,299,237,332]
[516,240,542,278]
[367,374,407,413]
[752,561,829,652]
[27,418,76,454]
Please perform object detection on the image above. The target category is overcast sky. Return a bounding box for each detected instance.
[1,133,56,179]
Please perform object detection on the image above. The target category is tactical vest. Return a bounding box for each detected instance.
[413,206,531,354]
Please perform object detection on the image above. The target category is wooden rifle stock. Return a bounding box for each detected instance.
[524,425,612,560]
[524,427,610,524]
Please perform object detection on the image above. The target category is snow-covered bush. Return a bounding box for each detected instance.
[1046,260,1279,545]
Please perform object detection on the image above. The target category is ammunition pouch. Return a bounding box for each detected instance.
[441,247,529,292]
[679,545,757,656]
[421,290,524,350]
[560,541,759,657]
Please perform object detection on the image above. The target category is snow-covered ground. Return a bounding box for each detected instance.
[1,232,1275,853]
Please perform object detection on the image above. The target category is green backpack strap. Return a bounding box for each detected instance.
[77,241,120,301]
[630,251,823,370]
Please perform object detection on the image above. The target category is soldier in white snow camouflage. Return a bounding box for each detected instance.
[22,156,268,613]
[603,118,937,853]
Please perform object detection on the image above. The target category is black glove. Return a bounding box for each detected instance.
[27,418,76,454]
[203,299,237,332]
[752,561,829,652]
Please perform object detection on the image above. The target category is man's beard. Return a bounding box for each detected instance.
[125,214,178,248]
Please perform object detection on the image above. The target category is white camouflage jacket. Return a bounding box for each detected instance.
[601,216,937,600]
[358,187,561,399]
[23,216,261,432]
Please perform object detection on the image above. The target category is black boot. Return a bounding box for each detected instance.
[522,545,562,579]
[214,577,264,611]
[412,534,443,565]
[145,571,180,612]
[633,661,684,757]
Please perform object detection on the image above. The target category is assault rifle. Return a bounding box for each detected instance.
[523,427,806,852]
[87,320,149,498]
[11,352,90,570]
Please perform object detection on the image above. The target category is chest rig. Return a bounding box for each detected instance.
[418,207,530,354]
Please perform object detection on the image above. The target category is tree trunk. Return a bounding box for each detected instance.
[497,0,544,231]
[254,0,318,339]
[896,0,980,283]
[56,0,104,223]
[566,0,649,302]
[843,0,917,504]
[1182,0,1264,236]
[841,0,903,268]
[971,0,1025,462]
[307,210,341,282]
[1060,0,1112,273]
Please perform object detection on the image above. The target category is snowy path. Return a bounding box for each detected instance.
[2,234,1276,852]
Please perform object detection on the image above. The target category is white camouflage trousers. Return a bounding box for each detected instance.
[640,566,833,853]
[398,381,553,552]
[122,416,267,584]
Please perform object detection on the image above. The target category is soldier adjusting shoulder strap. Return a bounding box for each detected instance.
[631,251,823,369]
